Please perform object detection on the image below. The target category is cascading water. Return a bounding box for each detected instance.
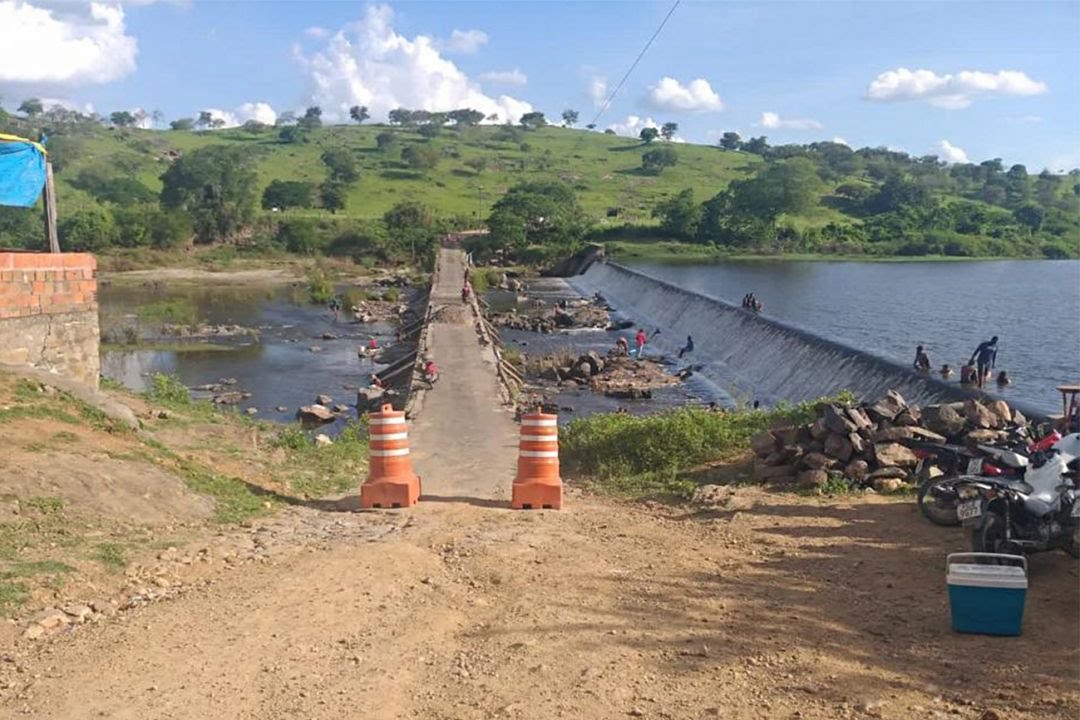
[571,261,1039,415]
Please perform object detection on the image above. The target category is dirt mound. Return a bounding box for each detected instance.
[3,452,212,524]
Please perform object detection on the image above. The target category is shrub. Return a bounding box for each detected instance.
[59,207,118,251]
[306,266,334,304]
[148,373,190,405]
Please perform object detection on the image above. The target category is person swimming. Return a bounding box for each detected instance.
[940,364,953,379]
[996,370,1011,386]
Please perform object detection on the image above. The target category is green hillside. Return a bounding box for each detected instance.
[1,110,1077,260]
[48,123,761,225]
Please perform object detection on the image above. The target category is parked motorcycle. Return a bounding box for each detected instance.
[955,433,1080,557]
[912,428,1061,526]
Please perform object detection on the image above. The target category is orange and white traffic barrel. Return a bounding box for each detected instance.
[511,409,563,510]
[361,404,421,509]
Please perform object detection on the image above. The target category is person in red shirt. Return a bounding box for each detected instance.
[634,328,647,358]
[368,336,379,350]
[424,359,439,385]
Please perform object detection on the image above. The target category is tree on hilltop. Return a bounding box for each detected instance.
[110,111,136,127]
[642,145,677,175]
[299,106,322,130]
[639,127,659,144]
[660,122,678,141]
[349,105,370,124]
[719,131,742,151]
[519,111,546,130]
[18,98,43,117]
[561,109,579,127]
[170,118,194,131]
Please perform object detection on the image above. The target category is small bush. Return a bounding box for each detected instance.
[148,373,190,405]
[306,266,334,304]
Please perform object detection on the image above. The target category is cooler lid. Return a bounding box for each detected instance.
[947,563,1028,589]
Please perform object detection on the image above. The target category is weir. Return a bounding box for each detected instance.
[572,261,1039,415]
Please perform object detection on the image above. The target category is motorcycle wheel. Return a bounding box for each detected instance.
[971,510,1008,554]
[916,475,961,527]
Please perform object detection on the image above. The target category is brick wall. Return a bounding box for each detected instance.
[0,252,100,388]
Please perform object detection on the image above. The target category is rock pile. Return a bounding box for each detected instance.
[749,390,1028,492]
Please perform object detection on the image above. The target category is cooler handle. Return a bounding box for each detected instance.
[946,552,1027,575]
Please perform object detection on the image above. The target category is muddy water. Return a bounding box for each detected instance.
[98,282,407,429]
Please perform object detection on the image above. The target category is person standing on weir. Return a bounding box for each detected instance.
[913,345,931,373]
[678,335,695,359]
[634,328,647,358]
[968,336,998,388]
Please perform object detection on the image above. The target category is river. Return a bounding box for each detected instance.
[617,259,1080,415]
[98,281,410,429]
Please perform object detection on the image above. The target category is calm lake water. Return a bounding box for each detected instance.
[99,282,406,429]
[624,259,1080,415]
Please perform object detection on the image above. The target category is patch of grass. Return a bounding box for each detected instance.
[147,373,190,405]
[100,376,126,392]
[273,419,369,498]
[306,266,334,304]
[563,394,853,498]
[103,341,239,354]
[136,297,200,325]
[52,431,80,443]
[0,579,28,614]
[0,404,81,425]
[25,496,64,515]
[95,542,127,570]
[3,559,76,577]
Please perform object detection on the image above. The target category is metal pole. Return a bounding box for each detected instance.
[43,161,59,253]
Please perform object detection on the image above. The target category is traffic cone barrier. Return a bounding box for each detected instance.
[361,404,421,509]
[511,409,562,510]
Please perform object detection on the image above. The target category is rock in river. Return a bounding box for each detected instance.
[297,404,335,423]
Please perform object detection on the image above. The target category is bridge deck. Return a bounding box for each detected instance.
[409,249,519,502]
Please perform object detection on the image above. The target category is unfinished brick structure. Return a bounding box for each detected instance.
[0,252,100,389]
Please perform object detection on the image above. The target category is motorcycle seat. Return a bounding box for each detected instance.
[1022,495,1057,517]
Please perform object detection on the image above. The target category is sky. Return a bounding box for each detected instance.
[1,0,1078,171]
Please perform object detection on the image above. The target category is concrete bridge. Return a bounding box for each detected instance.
[406,248,521,502]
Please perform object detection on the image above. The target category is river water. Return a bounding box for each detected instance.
[620,259,1080,415]
[98,282,407,428]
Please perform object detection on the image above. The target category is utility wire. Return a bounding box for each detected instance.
[588,0,681,129]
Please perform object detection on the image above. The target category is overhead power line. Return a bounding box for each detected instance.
[588,0,681,130]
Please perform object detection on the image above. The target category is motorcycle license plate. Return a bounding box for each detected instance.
[957,500,983,521]
[966,458,983,474]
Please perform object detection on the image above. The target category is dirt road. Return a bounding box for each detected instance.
[1,250,1076,719]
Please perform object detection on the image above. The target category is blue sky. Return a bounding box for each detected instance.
[1,0,1077,170]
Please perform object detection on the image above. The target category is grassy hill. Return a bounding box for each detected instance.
[2,114,1077,259]
[53,123,766,227]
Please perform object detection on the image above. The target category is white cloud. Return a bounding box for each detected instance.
[645,77,723,112]
[199,101,277,129]
[866,68,1047,109]
[295,5,531,124]
[0,1,138,85]
[759,111,823,130]
[478,69,527,87]
[37,97,96,115]
[832,136,850,147]
[304,26,329,39]
[588,75,608,107]
[1008,114,1043,125]
[606,114,659,137]
[438,28,488,54]
[937,139,969,164]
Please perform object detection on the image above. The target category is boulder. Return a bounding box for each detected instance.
[802,452,838,471]
[894,406,922,427]
[754,461,797,480]
[846,407,873,431]
[848,432,866,455]
[873,443,918,468]
[212,391,243,405]
[923,404,966,437]
[796,469,829,490]
[574,362,593,379]
[823,405,857,435]
[989,400,1012,425]
[763,450,790,467]
[750,431,779,457]
[873,477,905,493]
[356,388,386,413]
[297,404,335,423]
[316,394,333,406]
[1012,410,1027,428]
[964,399,998,429]
[874,426,915,443]
[824,433,854,462]
[909,427,947,444]
[845,459,870,483]
[333,404,350,413]
[582,351,605,376]
[965,429,1006,445]
[772,426,801,447]
[868,466,908,481]
[314,434,333,447]
[867,390,907,422]
[809,417,830,441]
[603,387,651,400]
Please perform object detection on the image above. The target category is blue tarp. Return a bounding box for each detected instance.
[0,134,47,208]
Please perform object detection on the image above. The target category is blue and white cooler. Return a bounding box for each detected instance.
[946,553,1027,636]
